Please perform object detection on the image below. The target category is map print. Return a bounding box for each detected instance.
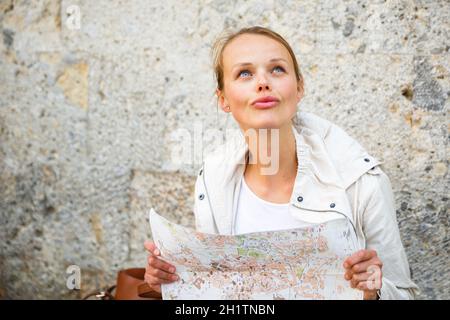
[149,208,363,300]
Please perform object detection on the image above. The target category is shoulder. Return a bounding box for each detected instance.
[351,164,397,220]
[296,111,384,189]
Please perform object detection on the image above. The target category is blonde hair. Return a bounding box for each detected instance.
[211,26,304,93]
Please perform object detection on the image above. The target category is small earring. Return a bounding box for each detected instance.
[225,106,230,111]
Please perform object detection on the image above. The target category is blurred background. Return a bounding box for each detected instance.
[0,0,448,299]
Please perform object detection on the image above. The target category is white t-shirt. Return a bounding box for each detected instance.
[234,177,313,235]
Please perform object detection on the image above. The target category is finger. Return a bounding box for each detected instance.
[148,256,176,274]
[351,257,382,273]
[345,249,376,268]
[349,274,358,288]
[344,249,377,269]
[144,240,154,250]
[356,281,379,292]
[350,272,371,288]
[144,241,160,255]
[145,272,175,284]
[149,268,178,281]
[353,272,371,282]
[344,263,378,280]
[145,273,173,286]
[344,270,354,280]
[151,268,179,282]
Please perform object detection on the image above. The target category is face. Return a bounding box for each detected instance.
[217,34,303,131]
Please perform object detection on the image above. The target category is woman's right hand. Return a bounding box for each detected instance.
[144,240,179,293]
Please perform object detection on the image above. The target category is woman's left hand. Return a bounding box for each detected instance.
[343,249,383,300]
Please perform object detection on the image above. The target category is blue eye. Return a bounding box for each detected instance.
[238,70,251,78]
[237,66,285,78]
[273,66,285,73]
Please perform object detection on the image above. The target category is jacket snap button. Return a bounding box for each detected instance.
[199,194,205,200]
[297,196,303,202]
[364,158,370,162]
[330,203,336,208]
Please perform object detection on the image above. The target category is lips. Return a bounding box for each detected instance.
[252,96,280,109]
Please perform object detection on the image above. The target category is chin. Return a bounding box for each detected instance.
[247,118,287,130]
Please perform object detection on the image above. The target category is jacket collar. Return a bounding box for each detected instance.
[201,111,383,235]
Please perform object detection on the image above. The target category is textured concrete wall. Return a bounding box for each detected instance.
[0,0,448,299]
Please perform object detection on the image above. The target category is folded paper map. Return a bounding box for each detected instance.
[149,208,363,300]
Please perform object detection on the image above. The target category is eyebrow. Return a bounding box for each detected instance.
[231,58,288,70]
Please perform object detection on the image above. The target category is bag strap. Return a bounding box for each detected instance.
[82,285,116,300]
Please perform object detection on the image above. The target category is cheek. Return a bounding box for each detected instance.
[226,84,249,106]
[278,79,300,115]
[278,78,299,99]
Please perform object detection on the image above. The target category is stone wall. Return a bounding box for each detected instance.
[0,0,448,299]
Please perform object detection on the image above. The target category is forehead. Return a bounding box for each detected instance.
[222,34,291,69]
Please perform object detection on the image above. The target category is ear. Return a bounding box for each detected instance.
[216,88,230,113]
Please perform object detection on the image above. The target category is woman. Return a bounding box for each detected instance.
[144,26,419,299]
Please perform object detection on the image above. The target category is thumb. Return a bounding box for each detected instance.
[144,240,155,252]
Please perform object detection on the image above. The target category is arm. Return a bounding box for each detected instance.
[345,167,420,299]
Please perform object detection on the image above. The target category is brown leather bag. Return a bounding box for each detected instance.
[83,268,162,300]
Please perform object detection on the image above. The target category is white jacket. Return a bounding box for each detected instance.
[193,111,420,299]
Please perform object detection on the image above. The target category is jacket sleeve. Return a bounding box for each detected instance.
[193,171,202,232]
[357,166,420,300]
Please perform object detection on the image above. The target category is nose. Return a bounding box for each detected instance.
[256,73,271,92]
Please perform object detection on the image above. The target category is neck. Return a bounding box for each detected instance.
[243,122,298,187]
